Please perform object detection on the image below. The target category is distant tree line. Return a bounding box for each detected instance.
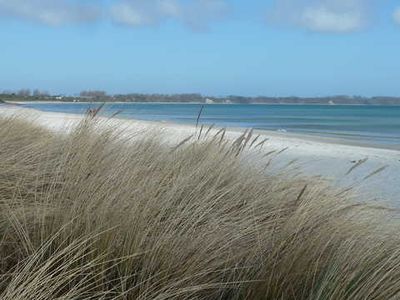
[1,89,400,105]
[112,93,203,103]
[80,90,107,98]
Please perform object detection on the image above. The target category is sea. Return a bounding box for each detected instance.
[20,103,400,148]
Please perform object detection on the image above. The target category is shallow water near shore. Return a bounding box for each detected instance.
[20,103,400,148]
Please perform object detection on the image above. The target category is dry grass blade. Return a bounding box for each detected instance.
[87,103,105,118]
[295,185,307,205]
[254,137,269,149]
[204,124,215,138]
[363,165,389,181]
[109,110,123,119]
[198,124,204,140]
[249,134,260,148]
[263,150,277,158]
[346,157,369,175]
[276,146,289,155]
[195,105,205,128]
[170,134,194,152]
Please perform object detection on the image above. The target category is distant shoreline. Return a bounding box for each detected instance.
[2,92,400,106]
[5,101,400,106]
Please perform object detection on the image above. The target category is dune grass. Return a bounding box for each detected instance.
[0,115,400,299]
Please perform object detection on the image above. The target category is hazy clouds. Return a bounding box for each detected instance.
[0,0,399,32]
[0,0,100,26]
[110,0,181,27]
[394,7,400,25]
[268,0,369,33]
[0,0,228,30]
[110,0,229,30]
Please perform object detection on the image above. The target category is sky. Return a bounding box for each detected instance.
[1,0,400,97]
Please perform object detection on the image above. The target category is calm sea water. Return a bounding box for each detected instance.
[21,103,400,147]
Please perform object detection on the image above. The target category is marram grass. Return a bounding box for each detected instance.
[0,115,399,299]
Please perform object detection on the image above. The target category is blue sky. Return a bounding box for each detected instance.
[1,0,400,97]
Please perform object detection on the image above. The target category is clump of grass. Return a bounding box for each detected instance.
[0,115,399,299]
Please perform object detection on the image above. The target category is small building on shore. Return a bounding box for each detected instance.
[205,98,215,104]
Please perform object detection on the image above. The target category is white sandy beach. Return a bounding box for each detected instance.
[1,104,399,205]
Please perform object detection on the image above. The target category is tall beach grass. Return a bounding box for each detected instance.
[0,115,399,299]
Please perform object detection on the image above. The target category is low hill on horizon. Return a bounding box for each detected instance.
[1,92,400,105]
